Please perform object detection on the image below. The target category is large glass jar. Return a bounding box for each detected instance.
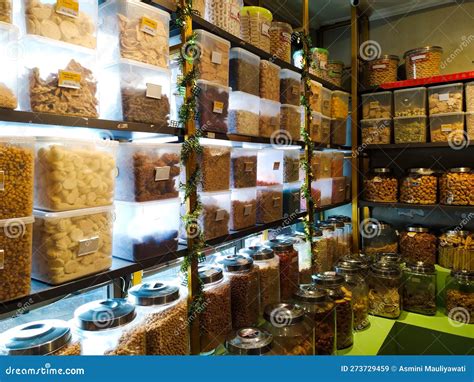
[440,168,474,206]
[439,230,474,272]
[312,229,329,274]
[375,253,403,269]
[399,226,437,265]
[199,265,232,354]
[341,255,372,278]
[313,272,353,350]
[327,219,348,265]
[364,168,398,203]
[445,270,473,325]
[310,48,329,79]
[400,168,438,205]
[293,285,336,355]
[336,261,370,330]
[73,299,145,355]
[362,221,398,257]
[128,281,189,355]
[219,254,260,329]
[269,21,292,63]
[402,262,437,316]
[262,303,313,355]
[240,6,273,53]
[278,233,312,284]
[368,263,402,319]
[366,55,399,87]
[0,320,81,355]
[404,46,443,80]
[320,224,337,271]
[225,328,273,355]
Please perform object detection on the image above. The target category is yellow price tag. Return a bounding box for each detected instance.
[56,0,79,18]
[141,16,158,36]
[58,70,81,89]
[213,101,224,114]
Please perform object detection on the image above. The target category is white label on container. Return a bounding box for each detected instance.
[211,51,222,65]
[407,232,417,237]
[371,64,387,70]
[0,171,4,191]
[215,209,226,222]
[155,166,171,181]
[213,101,224,114]
[244,204,253,216]
[441,124,452,132]
[410,54,426,62]
[146,83,162,99]
[273,162,280,170]
[230,5,240,20]
[292,191,300,202]
[0,249,3,270]
[261,23,270,37]
[78,236,100,257]
[319,58,328,70]
[272,196,281,207]
[207,132,216,139]
[244,161,254,172]
[56,0,79,18]
[439,93,450,101]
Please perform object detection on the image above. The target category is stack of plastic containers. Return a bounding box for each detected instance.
[393,87,427,143]
[282,148,301,217]
[361,91,392,145]
[303,151,334,208]
[280,69,303,141]
[257,148,284,223]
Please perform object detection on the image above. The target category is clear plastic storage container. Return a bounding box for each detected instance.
[257,185,282,223]
[114,199,179,261]
[259,60,280,102]
[310,48,329,79]
[34,137,117,211]
[240,6,272,53]
[440,167,474,206]
[394,116,427,143]
[229,47,260,96]
[400,168,437,204]
[310,112,329,144]
[33,206,113,284]
[366,55,399,87]
[257,148,283,186]
[321,87,332,117]
[281,104,302,141]
[20,0,97,49]
[331,90,349,119]
[115,142,180,202]
[200,144,231,192]
[225,328,273,355]
[327,60,344,87]
[99,0,170,68]
[393,87,426,117]
[467,112,474,141]
[428,83,463,114]
[439,230,474,272]
[309,179,332,208]
[196,79,230,133]
[259,98,281,138]
[331,177,346,204]
[309,80,322,113]
[200,191,231,241]
[331,118,347,146]
[0,137,34,220]
[73,299,145,355]
[361,118,392,145]
[195,29,230,86]
[404,46,443,80]
[445,270,473,325]
[402,263,437,316]
[205,0,242,38]
[368,263,402,319]
[429,112,464,142]
[283,149,300,183]
[283,182,301,217]
[0,216,33,303]
[269,21,292,63]
[362,221,398,257]
[362,91,392,119]
[0,319,81,355]
[0,23,19,109]
[229,91,260,136]
[0,0,12,23]
[101,60,171,125]
[230,148,257,189]
[280,69,301,106]
[128,282,189,355]
[466,82,474,112]
[364,168,398,203]
[230,187,257,230]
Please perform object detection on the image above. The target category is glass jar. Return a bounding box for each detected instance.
[439,230,474,271]
[265,239,299,301]
[219,254,260,329]
[278,233,312,284]
[241,246,280,314]
[240,6,273,53]
[368,263,402,319]
[312,229,329,274]
[262,303,313,355]
[399,226,437,265]
[362,221,398,257]
[402,262,437,316]
[319,224,337,272]
[73,299,145,355]
[336,261,370,330]
[366,55,399,87]
[364,168,398,203]
[400,168,438,205]
[440,168,474,206]
[269,21,292,63]
[0,320,81,355]
[225,328,273,355]
[310,48,329,79]
[199,265,232,354]
[375,253,403,269]
[341,255,372,278]
[313,272,353,350]
[293,285,336,355]
[128,281,189,355]
[404,46,443,80]
[445,270,473,325]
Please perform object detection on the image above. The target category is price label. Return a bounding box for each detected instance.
[292,191,300,202]
[244,204,253,216]
[273,161,280,170]
[272,196,281,207]
[410,54,426,62]
[140,16,158,36]
[56,0,79,18]
[211,51,222,64]
[207,132,216,139]
[213,101,224,114]
[215,209,226,222]
[407,232,417,237]
[78,237,100,256]
[244,161,254,172]
[58,70,81,89]
[154,166,170,181]
[146,83,162,99]
[261,23,270,37]
[438,92,450,101]
[371,63,387,70]
[441,124,452,132]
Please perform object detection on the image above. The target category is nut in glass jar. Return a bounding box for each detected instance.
[400,168,438,205]
[364,168,398,202]
[440,168,474,206]
[400,226,437,265]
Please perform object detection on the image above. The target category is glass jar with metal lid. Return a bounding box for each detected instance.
[264,239,299,301]
[440,168,474,206]
[278,233,312,284]
[225,327,273,355]
[313,272,353,350]
[445,270,474,324]
[198,265,232,354]
[342,255,372,278]
[404,46,443,80]
[0,319,81,355]
[73,298,145,355]
[400,226,437,265]
[366,54,399,87]
[128,281,189,355]
[312,229,329,274]
[262,302,313,355]
[400,168,438,204]
[319,224,336,272]
[336,261,370,330]
[293,285,336,355]
[439,230,474,271]
[402,262,437,316]
[269,21,293,63]
[375,252,403,269]
[219,254,260,329]
[240,246,280,314]
[364,168,398,203]
[361,221,398,258]
[368,263,402,319]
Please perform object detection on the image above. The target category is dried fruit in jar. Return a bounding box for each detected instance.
[0,83,17,109]
[440,170,474,206]
[399,231,437,265]
[0,0,12,23]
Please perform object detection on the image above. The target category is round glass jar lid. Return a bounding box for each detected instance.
[248,247,274,261]
[404,46,443,58]
[451,269,474,281]
[376,253,402,264]
[408,168,435,175]
[74,299,136,331]
[312,271,345,287]
[294,284,329,303]
[239,245,263,257]
[406,261,436,274]
[373,168,391,173]
[371,262,401,277]
[220,254,253,272]
[264,303,305,326]
[198,265,224,284]
[129,282,180,306]
[225,328,273,355]
[449,167,472,173]
[336,260,362,274]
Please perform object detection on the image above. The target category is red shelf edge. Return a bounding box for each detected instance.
[379,71,474,90]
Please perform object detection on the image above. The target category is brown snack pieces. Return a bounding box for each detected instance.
[257,188,282,224]
[366,56,398,87]
[429,89,463,114]
[200,146,230,192]
[405,48,442,80]
[335,296,353,349]
[400,231,437,265]
[29,60,98,118]
[231,155,257,188]
[364,174,398,203]
[25,0,96,49]
[106,326,146,355]
[280,78,300,106]
[0,82,17,109]
[281,106,301,141]
[227,266,260,328]
[228,110,259,136]
[283,155,300,183]
[231,199,256,230]
[0,0,12,23]
[400,172,437,205]
[229,56,259,96]
[202,204,229,240]
[446,289,474,324]
[51,342,82,355]
[467,83,474,112]
[197,82,229,133]
[259,113,280,138]
[122,88,169,125]
[362,101,391,119]
[368,287,400,318]
[440,170,474,206]
[260,60,280,102]
[196,32,230,87]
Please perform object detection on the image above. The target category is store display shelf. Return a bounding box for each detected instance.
[0,109,180,135]
[358,142,474,150]
[359,200,474,212]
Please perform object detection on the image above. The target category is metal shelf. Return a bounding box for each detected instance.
[359,200,474,212]
[358,142,474,150]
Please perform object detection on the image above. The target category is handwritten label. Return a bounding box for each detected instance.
[244,161,254,172]
[207,132,216,139]
[56,0,79,18]
[211,51,222,64]
[244,204,253,216]
[261,23,270,37]
[272,196,281,207]
[410,54,426,62]
[215,209,226,222]
[371,64,387,70]
[78,237,100,257]
[273,162,280,171]
[155,166,171,181]
[213,101,224,114]
[58,70,81,89]
[438,92,450,101]
[146,83,162,99]
[140,16,158,36]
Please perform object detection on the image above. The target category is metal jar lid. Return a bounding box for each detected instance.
[327,219,345,228]
[1,320,72,355]
[406,226,430,233]
[239,245,263,257]
[376,253,402,264]
[128,282,180,306]
[312,271,345,287]
[198,265,224,284]
[408,168,435,175]
[370,262,401,277]
[443,229,471,237]
[264,303,305,326]
[336,260,362,275]
[404,46,443,58]
[342,255,372,270]
[319,224,335,231]
[264,239,295,253]
[406,261,436,274]
[370,54,400,61]
[451,269,474,281]
[449,167,472,173]
[220,254,254,272]
[373,167,391,174]
[74,299,136,331]
[294,284,329,303]
[248,247,275,261]
[225,328,273,355]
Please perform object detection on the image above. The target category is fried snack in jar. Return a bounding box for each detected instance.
[440,168,474,206]
[404,46,443,80]
[364,168,398,203]
[366,55,399,86]
[399,226,437,265]
[400,168,437,205]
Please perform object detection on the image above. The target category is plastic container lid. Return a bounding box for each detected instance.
[33,206,114,220]
[0,320,72,355]
[280,68,301,81]
[100,0,171,20]
[394,86,426,94]
[198,265,224,284]
[194,29,231,48]
[372,167,392,173]
[128,282,180,306]
[196,78,231,91]
[311,47,329,55]
[451,270,474,281]
[229,47,260,63]
[225,328,273,355]
[312,271,345,287]
[393,115,427,120]
[263,303,304,325]
[294,284,329,303]
[219,254,254,272]
[362,91,392,97]
[240,6,273,22]
[74,299,136,331]
[404,46,443,58]
[428,82,463,91]
[368,54,399,61]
